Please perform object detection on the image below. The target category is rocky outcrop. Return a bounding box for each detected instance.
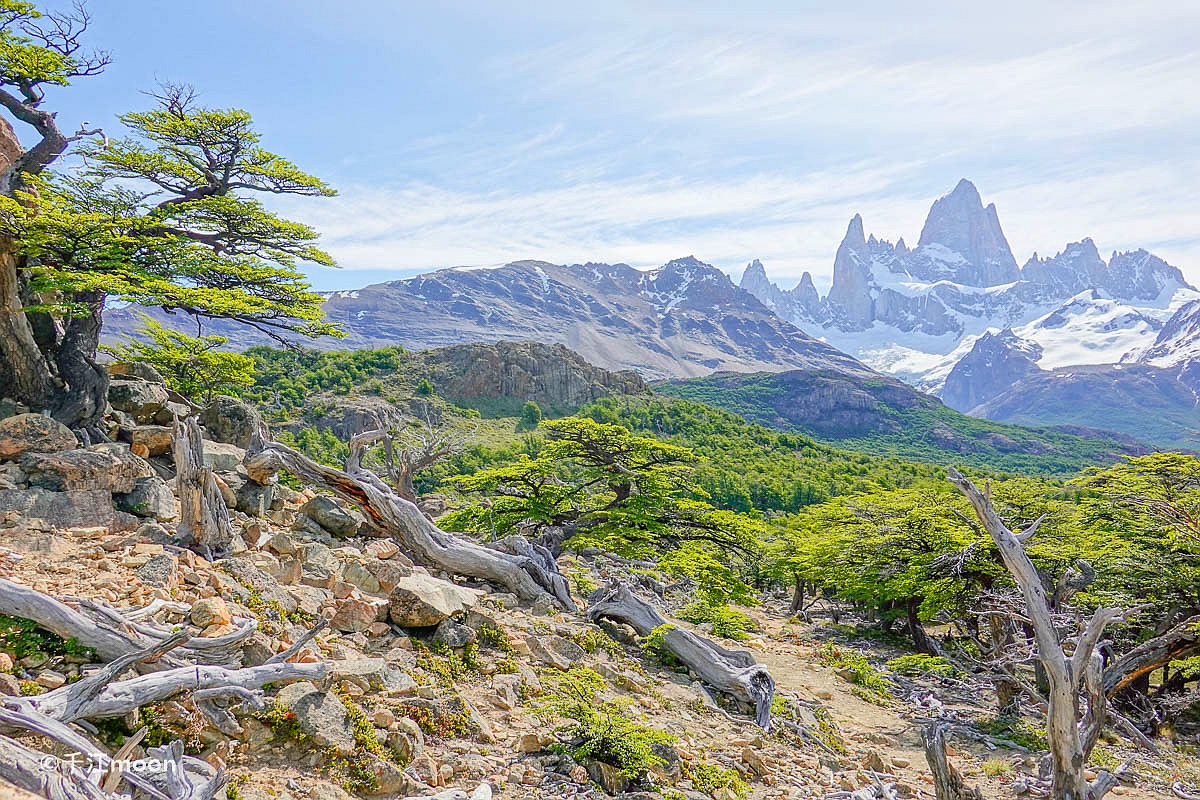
[200,395,265,448]
[0,487,136,531]
[419,341,645,411]
[941,330,1044,413]
[21,443,153,493]
[825,215,875,329]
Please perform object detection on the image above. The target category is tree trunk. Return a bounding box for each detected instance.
[1104,614,1200,697]
[0,243,56,408]
[789,574,804,614]
[923,723,983,800]
[51,291,109,439]
[906,598,942,656]
[587,581,776,729]
[174,417,235,559]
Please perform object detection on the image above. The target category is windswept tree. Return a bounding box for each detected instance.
[444,417,764,603]
[0,2,337,438]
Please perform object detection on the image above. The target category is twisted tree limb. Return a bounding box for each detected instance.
[586,581,775,729]
[244,430,577,610]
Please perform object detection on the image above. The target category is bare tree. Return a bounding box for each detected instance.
[377,400,476,502]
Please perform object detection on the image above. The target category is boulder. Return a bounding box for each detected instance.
[201,442,246,472]
[22,443,152,493]
[191,597,232,628]
[106,361,166,384]
[236,480,275,517]
[274,682,355,755]
[114,476,177,521]
[107,378,169,421]
[329,597,388,634]
[387,574,481,628]
[298,495,361,538]
[0,414,77,461]
[329,658,416,695]
[0,487,135,531]
[585,760,629,794]
[433,619,476,649]
[199,395,265,448]
[135,553,179,588]
[127,425,174,457]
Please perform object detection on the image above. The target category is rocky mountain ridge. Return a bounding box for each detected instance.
[739,179,1197,391]
[106,258,874,383]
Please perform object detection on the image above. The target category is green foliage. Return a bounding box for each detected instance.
[975,716,1047,751]
[415,378,435,397]
[886,653,964,679]
[275,427,350,468]
[0,613,95,662]
[684,760,750,800]
[677,600,754,641]
[517,400,543,431]
[444,416,764,603]
[642,623,681,668]
[655,373,1135,475]
[982,757,1014,776]
[236,346,406,417]
[102,317,254,402]
[535,667,675,779]
[257,699,307,743]
[817,644,891,699]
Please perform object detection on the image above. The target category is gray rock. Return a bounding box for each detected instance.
[127,425,174,457]
[387,574,481,628]
[220,556,299,614]
[329,658,416,695]
[199,395,265,448]
[274,682,355,755]
[107,378,169,421]
[585,760,629,794]
[21,443,152,493]
[236,480,275,517]
[201,442,246,472]
[135,553,179,588]
[433,619,476,648]
[114,476,177,521]
[0,487,136,531]
[298,495,361,538]
[0,414,77,461]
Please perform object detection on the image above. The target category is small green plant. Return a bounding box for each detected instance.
[0,613,96,662]
[568,628,622,657]
[677,600,754,641]
[886,653,964,679]
[685,760,749,800]
[395,697,473,739]
[982,756,1014,776]
[476,622,514,653]
[535,667,676,780]
[415,378,435,397]
[257,699,307,743]
[414,640,480,685]
[643,623,682,669]
[18,679,45,696]
[975,716,1047,751]
[225,775,249,800]
[817,643,891,699]
[810,705,848,754]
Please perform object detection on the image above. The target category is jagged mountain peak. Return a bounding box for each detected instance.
[844,213,866,248]
[916,178,1020,286]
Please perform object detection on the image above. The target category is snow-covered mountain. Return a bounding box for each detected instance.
[740,179,1198,394]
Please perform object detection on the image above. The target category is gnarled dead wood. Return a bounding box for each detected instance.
[586,581,775,729]
[174,416,234,559]
[244,430,576,610]
[1104,614,1200,697]
[922,724,983,800]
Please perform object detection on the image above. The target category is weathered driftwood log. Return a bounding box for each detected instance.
[174,416,234,558]
[586,581,775,729]
[922,724,982,800]
[949,467,1129,800]
[244,430,576,610]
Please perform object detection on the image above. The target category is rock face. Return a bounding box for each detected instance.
[274,682,356,756]
[387,574,482,628]
[107,378,169,421]
[941,330,1043,413]
[22,443,152,493]
[298,496,361,538]
[105,256,893,382]
[915,178,1020,286]
[419,341,646,411]
[114,476,178,521]
[0,415,78,460]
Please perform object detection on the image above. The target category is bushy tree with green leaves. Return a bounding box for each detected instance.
[102,317,254,403]
[443,416,764,602]
[0,2,337,437]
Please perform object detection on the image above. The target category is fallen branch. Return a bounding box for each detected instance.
[245,430,577,610]
[586,581,775,729]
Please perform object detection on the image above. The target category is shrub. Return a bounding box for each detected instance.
[677,600,754,641]
[982,756,1014,776]
[886,653,964,679]
[685,760,749,800]
[817,643,891,699]
[415,378,435,397]
[535,667,676,779]
[517,400,543,431]
[102,318,255,403]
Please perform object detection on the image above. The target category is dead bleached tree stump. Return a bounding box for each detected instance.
[173,416,233,558]
[586,581,776,729]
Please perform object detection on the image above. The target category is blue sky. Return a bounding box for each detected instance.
[37,0,1200,291]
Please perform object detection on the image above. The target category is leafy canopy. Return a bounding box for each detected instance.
[0,88,340,342]
[101,316,254,403]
